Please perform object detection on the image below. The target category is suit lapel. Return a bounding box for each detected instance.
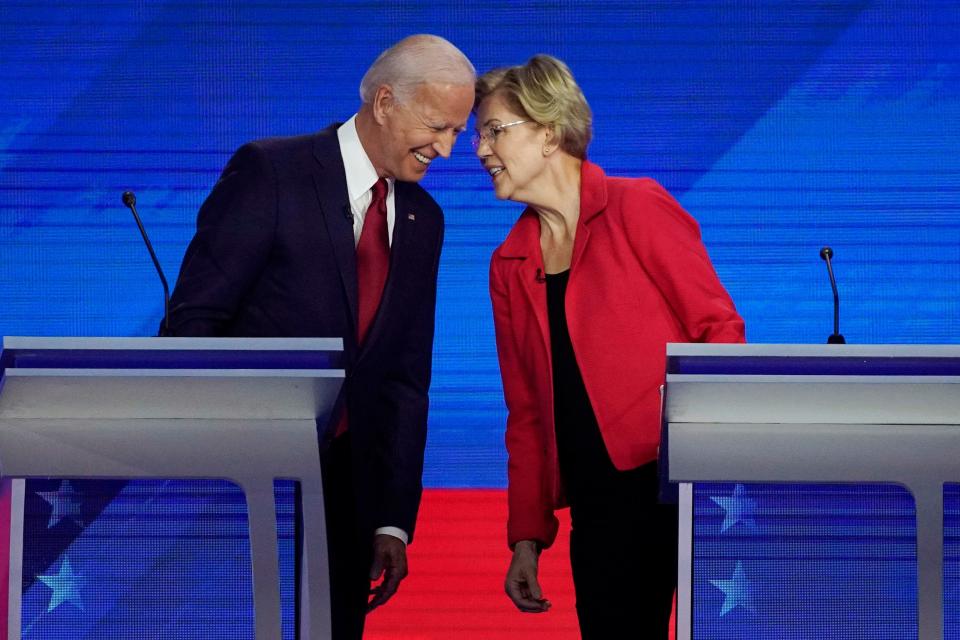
[519,254,551,365]
[500,211,551,367]
[567,221,591,295]
[311,126,359,336]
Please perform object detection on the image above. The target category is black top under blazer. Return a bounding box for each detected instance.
[166,124,445,541]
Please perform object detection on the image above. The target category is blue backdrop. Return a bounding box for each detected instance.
[2,1,959,638]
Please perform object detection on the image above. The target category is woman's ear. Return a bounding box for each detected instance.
[542,124,559,155]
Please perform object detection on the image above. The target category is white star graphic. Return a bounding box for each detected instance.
[710,561,755,616]
[710,483,757,533]
[37,557,84,612]
[37,480,82,529]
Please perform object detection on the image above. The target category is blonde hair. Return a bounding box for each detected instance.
[360,34,475,104]
[475,54,592,158]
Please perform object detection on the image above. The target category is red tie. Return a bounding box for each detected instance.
[334,178,390,438]
[356,178,390,344]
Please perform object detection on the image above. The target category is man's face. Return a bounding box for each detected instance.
[373,82,474,182]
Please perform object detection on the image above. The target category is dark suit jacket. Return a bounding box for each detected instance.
[166,125,444,541]
[490,160,744,548]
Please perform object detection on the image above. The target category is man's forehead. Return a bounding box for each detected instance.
[414,80,474,96]
[411,83,473,124]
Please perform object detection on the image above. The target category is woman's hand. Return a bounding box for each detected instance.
[505,540,551,613]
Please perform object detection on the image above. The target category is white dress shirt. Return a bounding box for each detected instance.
[337,115,396,247]
[336,116,408,546]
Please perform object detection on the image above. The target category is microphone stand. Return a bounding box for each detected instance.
[819,247,845,344]
[122,191,171,336]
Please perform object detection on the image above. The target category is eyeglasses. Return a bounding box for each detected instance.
[471,120,530,150]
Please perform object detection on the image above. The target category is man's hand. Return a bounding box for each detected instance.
[367,533,408,612]
[505,540,551,613]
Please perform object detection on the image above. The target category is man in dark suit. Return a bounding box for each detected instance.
[165,34,475,639]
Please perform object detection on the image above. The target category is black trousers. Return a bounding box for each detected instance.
[317,434,371,640]
[567,461,678,639]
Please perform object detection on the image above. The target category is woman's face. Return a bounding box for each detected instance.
[474,93,547,203]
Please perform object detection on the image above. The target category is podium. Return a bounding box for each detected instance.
[663,343,960,640]
[0,337,344,640]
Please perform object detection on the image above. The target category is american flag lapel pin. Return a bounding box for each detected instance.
[407,212,416,221]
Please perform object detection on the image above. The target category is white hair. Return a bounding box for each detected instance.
[359,34,475,104]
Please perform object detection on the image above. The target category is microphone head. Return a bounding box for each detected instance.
[819,246,833,260]
[122,191,136,207]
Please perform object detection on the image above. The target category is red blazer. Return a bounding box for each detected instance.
[490,161,745,548]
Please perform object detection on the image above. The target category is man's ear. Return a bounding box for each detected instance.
[372,85,397,125]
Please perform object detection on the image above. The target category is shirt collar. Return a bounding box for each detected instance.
[337,114,387,202]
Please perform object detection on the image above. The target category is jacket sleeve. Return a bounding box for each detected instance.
[372,211,443,544]
[166,142,278,337]
[622,179,745,343]
[490,255,560,549]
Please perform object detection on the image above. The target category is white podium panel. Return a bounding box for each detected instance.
[0,337,344,640]
[664,344,960,640]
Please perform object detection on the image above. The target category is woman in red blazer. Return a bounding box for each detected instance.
[473,55,745,638]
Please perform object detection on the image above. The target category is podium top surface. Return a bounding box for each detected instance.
[1,337,344,373]
[667,343,960,376]
[1,337,342,351]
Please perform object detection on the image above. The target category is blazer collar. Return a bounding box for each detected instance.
[579,159,608,224]
[312,123,346,170]
[497,159,608,259]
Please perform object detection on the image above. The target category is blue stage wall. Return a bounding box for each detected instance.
[2,1,959,638]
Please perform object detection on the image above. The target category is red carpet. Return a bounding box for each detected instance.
[364,489,579,639]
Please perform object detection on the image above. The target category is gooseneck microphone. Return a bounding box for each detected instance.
[819,246,845,344]
[122,191,171,336]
